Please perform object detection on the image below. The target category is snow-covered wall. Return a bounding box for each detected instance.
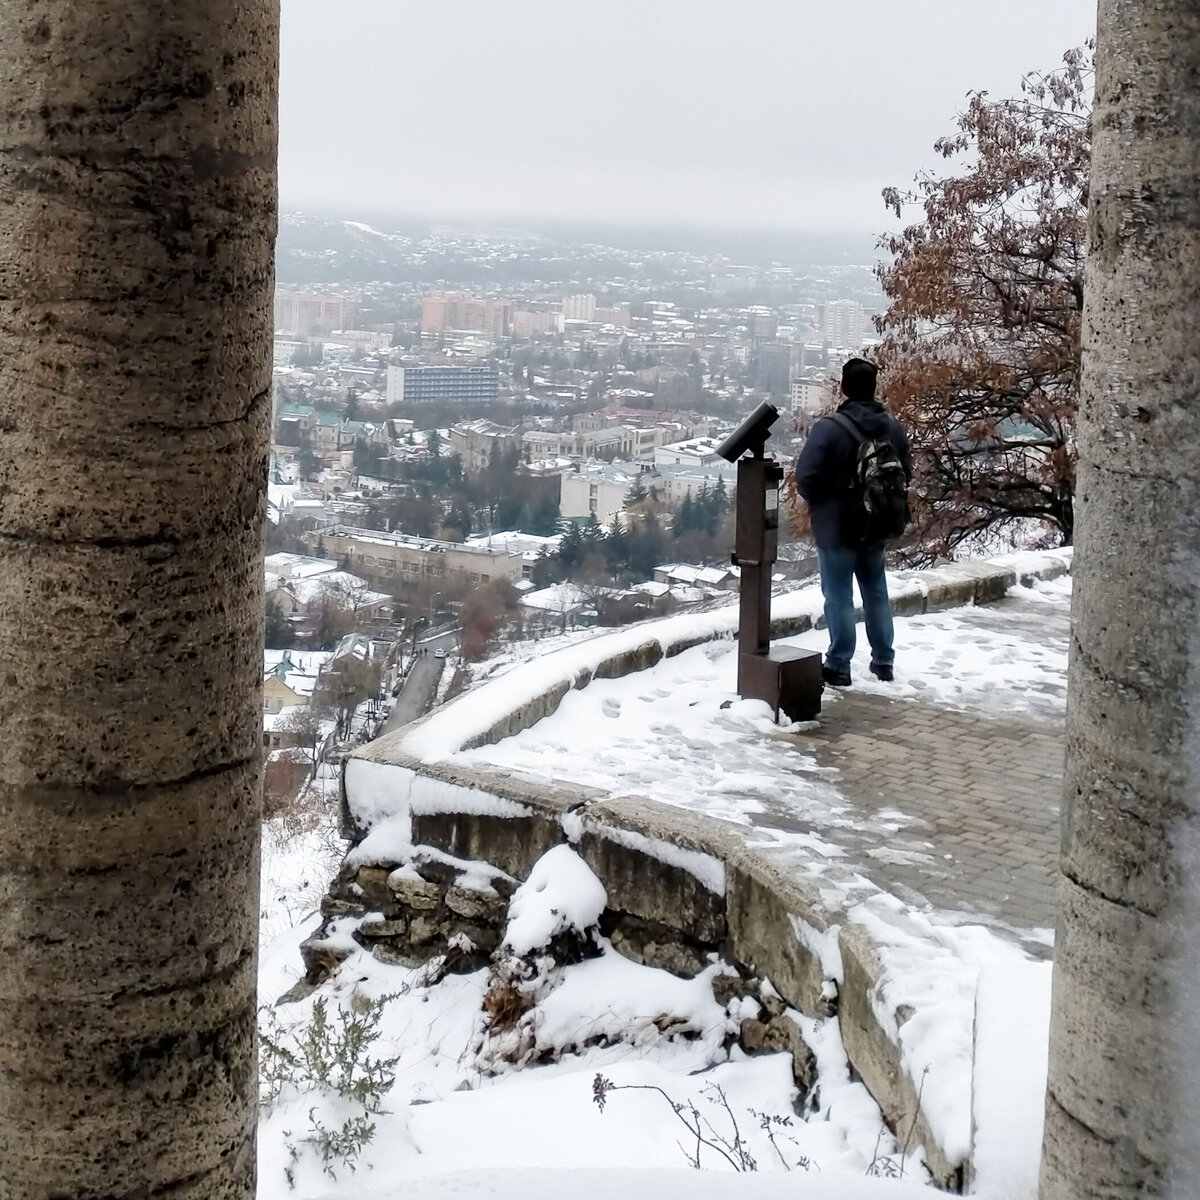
[357,549,1072,767]
[331,549,1074,1193]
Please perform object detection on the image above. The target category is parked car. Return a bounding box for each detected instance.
[434,648,446,659]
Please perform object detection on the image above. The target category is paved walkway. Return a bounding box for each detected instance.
[799,692,1060,932]
[758,592,1068,946]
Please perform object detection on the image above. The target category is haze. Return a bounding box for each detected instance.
[280,0,1096,238]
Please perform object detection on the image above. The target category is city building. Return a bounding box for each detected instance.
[821,300,867,349]
[420,293,512,339]
[274,291,359,336]
[521,426,651,462]
[559,462,643,524]
[651,461,737,508]
[595,304,632,328]
[746,306,778,343]
[311,526,525,591]
[561,293,597,324]
[653,436,725,469]
[511,308,556,339]
[791,378,830,414]
[386,364,500,406]
[449,419,522,476]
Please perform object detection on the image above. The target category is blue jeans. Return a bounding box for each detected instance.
[816,543,895,675]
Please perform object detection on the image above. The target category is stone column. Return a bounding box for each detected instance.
[0,3,277,1198]
[1040,2,1200,1198]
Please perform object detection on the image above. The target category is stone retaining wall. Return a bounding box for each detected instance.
[322,549,1073,1192]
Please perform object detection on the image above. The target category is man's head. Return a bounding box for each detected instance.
[841,358,878,403]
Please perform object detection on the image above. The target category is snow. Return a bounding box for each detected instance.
[394,552,1068,767]
[453,580,1070,862]
[503,845,607,956]
[296,1169,935,1200]
[577,819,727,895]
[257,900,911,1200]
[263,554,1076,1199]
[970,957,1053,1198]
[846,893,1051,1171]
[343,761,531,849]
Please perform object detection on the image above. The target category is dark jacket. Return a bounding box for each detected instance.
[795,399,911,548]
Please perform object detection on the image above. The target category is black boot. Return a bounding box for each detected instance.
[822,664,852,688]
[869,662,894,682]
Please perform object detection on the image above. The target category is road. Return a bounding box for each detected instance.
[377,630,457,738]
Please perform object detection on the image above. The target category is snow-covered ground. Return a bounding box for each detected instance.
[257,840,919,1200]
[453,579,1068,887]
[258,570,1071,1200]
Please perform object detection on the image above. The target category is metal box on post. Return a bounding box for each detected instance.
[718,401,823,722]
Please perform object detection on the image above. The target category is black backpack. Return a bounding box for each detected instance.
[830,412,910,543]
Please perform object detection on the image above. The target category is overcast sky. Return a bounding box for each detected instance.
[279,0,1096,237]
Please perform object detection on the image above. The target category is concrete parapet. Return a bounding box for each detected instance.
[839,924,964,1191]
[328,549,1074,1191]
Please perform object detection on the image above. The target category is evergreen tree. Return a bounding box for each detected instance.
[557,521,585,572]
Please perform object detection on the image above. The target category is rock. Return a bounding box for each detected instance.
[371,942,423,968]
[411,857,460,888]
[739,1015,817,1093]
[759,988,786,1021]
[389,876,443,911]
[450,921,500,956]
[358,917,408,939]
[320,895,365,918]
[409,914,441,945]
[300,935,350,985]
[445,884,507,925]
[712,970,756,1008]
[355,866,396,911]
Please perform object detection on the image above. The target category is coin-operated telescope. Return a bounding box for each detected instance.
[717,403,822,722]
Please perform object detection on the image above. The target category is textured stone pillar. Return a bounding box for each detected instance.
[1040,3,1200,1198]
[0,3,277,1198]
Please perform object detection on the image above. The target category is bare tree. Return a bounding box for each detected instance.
[1040,5,1200,1198]
[274,704,327,780]
[317,656,381,741]
[876,46,1091,559]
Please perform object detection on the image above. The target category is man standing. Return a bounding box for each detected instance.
[795,358,911,687]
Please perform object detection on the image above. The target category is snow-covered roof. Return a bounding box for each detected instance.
[465,531,562,556]
[270,569,390,610]
[634,580,671,598]
[264,553,338,580]
[520,583,594,612]
[263,649,332,699]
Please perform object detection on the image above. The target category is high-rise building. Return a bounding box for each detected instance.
[419,293,512,338]
[791,378,829,414]
[274,291,359,336]
[511,308,555,339]
[746,306,778,343]
[821,300,866,349]
[386,365,499,406]
[561,294,597,323]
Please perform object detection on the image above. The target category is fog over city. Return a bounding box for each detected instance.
[281,0,1096,245]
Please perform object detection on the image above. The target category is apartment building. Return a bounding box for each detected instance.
[386,364,500,406]
[312,526,524,590]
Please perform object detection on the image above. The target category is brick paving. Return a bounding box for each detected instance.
[755,595,1068,946]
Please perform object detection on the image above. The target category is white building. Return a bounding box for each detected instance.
[822,300,867,349]
[653,436,725,469]
[791,378,830,414]
[561,293,597,324]
[652,462,737,508]
[559,463,643,524]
